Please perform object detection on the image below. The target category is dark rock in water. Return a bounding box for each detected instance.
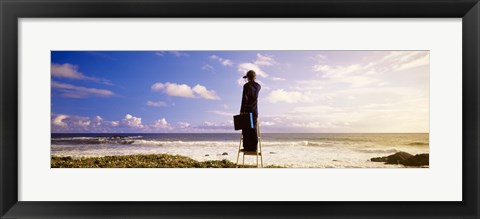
[332,160,339,162]
[402,153,429,166]
[222,152,228,155]
[370,157,388,162]
[205,154,209,157]
[371,152,429,166]
[371,152,413,164]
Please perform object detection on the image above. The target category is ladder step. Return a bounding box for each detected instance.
[241,151,261,155]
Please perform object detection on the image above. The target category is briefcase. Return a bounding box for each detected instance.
[233,113,254,130]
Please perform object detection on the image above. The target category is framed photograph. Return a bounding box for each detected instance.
[48,50,429,169]
[1,0,479,218]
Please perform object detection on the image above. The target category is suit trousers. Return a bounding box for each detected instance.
[242,114,258,151]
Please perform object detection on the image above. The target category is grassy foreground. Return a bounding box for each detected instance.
[51,154,281,168]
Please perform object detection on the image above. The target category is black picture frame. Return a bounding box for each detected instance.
[1,0,479,218]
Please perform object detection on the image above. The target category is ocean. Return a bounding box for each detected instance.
[51,133,429,168]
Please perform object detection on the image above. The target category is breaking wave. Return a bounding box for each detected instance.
[354,148,400,154]
[51,137,334,148]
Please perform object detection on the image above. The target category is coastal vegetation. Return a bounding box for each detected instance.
[51,154,281,168]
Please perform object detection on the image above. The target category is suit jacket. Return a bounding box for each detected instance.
[240,81,261,118]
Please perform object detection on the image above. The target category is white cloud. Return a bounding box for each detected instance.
[151,82,220,100]
[51,113,183,132]
[177,122,191,129]
[60,116,89,130]
[151,82,195,98]
[151,118,171,129]
[154,52,165,56]
[53,114,69,127]
[377,51,429,72]
[289,105,338,114]
[74,119,91,127]
[342,76,382,88]
[292,121,325,129]
[122,114,143,128]
[146,100,167,107]
[209,110,235,116]
[293,80,324,90]
[394,53,429,71]
[383,51,423,62]
[236,53,279,83]
[310,51,429,89]
[94,116,103,126]
[203,121,215,126]
[51,63,112,85]
[260,121,275,126]
[202,64,215,73]
[51,113,120,132]
[221,104,229,109]
[266,89,313,103]
[238,63,269,78]
[222,59,234,66]
[271,77,286,81]
[312,64,381,88]
[210,55,233,66]
[307,54,328,64]
[192,84,220,100]
[254,53,277,66]
[312,62,383,88]
[195,120,233,130]
[51,81,115,98]
[51,63,85,79]
[313,64,363,78]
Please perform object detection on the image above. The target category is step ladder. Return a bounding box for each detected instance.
[236,122,263,168]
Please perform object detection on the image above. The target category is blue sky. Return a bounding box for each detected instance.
[51,51,429,133]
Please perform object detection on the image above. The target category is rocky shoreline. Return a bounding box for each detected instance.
[371,152,429,167]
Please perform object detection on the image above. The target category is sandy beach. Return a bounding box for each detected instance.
[51,149,428,168]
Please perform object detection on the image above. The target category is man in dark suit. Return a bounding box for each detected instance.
[240,70,261,151]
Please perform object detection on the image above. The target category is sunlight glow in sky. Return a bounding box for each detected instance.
[51,51,429,133]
